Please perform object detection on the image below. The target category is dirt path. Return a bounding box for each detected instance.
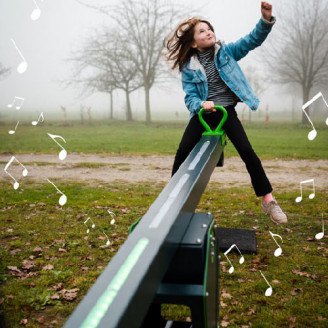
[1,153,327,191]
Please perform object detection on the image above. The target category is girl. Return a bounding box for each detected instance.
[164,1,287,224]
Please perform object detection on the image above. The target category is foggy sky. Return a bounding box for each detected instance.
[0,0,295,121]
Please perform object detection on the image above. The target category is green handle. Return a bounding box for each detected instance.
[198,105,228,136]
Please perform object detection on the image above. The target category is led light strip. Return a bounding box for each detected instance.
[80,238,149,328]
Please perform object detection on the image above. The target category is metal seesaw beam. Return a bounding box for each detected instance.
[63,107,227,328]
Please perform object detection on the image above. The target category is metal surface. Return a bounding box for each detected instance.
[162,213,213,285]
[144,213,217,328]
[63,134,225,328]
[204,220,219,328]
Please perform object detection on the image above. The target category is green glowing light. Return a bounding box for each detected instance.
[80,238,149,328]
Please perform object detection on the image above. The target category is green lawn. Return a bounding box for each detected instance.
[0,181,327,327]
[0,120,327,327]
[0,120,328,159]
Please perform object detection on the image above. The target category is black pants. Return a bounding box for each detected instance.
[171,105,273,197]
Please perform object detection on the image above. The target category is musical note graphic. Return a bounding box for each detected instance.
[4,156,28,190]
[32,112,44,126]
[8,121,20,135]
[302,111,317,140]
[46,178,67,205]
[269,231,283,257]
[260,271,273,296]
[295,179,315,203]
[224,244,245,274]
[84,217,96,233]
[107,210,116,225]
[47,133,67,160]
[31,0,44,21]
[83,218,111,247]
[302,92,328,140]
[101,231,111,247]
[8,96,25,110]
[11,38,28,74]
[315,214,325,240]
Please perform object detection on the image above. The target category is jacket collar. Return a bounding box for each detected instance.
[189,43,221,71]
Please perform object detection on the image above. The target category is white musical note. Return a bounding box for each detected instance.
[10,38,28,74]
[269,231,283,257]
[302,92,328,140]
[32,112,44,126]
[101,231,111,247]
[224,244,245,274]
[4,156,28,190]
[8,121,20,135]
[83,218,111,247]
[295,179,315,203]
[107,210,116,225]
[303,92,328,119]
[84,217,96,233]
[31,0,44,21]
[46,178,67,205]
[260,271,273,297]
[8,96,25,110]
[47,133,67,160]
[315,214,325,240]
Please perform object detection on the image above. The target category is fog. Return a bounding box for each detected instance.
[0,0,303,122]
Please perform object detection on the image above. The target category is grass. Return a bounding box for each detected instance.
[0,180,327,327]
[1,120,328,159]
[1,119,327,327]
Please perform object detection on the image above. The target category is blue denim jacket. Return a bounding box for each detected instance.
[181,17,275,117]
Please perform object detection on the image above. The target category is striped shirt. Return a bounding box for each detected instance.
[197,50,237,107]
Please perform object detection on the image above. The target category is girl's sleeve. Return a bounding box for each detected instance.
[227,17,276,61]
[181,69,204,115]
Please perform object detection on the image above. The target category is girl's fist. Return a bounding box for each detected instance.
[261,1,272,21]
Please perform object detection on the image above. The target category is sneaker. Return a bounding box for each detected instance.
[261,198,288,224]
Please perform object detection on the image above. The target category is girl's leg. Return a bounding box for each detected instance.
[172,107,286,223]
[223,106,287,224]
[223,106,272,197]
[262,193,274,203]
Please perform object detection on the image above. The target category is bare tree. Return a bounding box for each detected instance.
[66,58,116,120]
[69,30,144,121]
[80,0,186,123]
[87,106,92,121]
[242,65,267,122]
[80,104,85,123]
[0,62,10,80]
[61,105,67,119]
[262,0,328,123]
[243,65,266,97]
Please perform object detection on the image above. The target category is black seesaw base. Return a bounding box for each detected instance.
[140,213,257,328]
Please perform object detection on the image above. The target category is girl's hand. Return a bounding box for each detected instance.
[261,1,272,21]
[202,101,216,112]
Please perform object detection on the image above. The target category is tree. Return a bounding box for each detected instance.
[0,62,10,80]
[69,30,144,121]
[242,65,266,122]
[82,0,185,123]
[262,0,328,123]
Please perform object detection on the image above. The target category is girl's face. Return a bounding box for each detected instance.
[191,22,216,52]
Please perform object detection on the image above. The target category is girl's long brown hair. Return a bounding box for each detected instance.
[164,17,216,72]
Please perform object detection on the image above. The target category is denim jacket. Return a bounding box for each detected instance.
[181,17,275,117]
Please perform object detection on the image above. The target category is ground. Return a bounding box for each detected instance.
[1,153,327,192]
[1,153,327,327]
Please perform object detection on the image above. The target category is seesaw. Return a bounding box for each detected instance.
[63,106,256,328]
